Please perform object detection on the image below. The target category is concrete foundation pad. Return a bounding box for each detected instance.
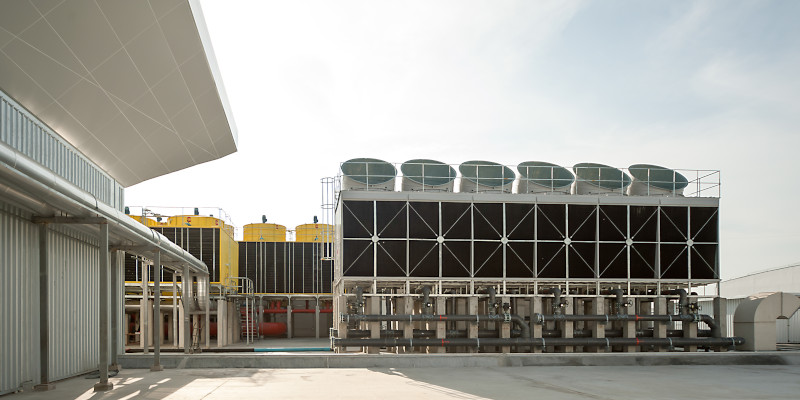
[150,364,164,372]
[118,351,800,369]
[32,383,55,392]
[92,382,113,392]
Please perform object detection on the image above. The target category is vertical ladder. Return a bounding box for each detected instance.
[240,299,257,343]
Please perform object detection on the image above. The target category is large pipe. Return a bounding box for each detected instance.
[415,286,432,314]
[334,337,744,349]
[540,288,564,315]
[601,289,628,313]
[532,313,719,333]
[354,287,364,310]
[478,287,498,315]
[343,314,531,338]
[663,289,689,314]
[345,328,712,339]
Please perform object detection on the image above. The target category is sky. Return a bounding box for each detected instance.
[125,0,800,280]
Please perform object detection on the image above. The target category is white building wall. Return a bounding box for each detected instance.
[721,264,800,298]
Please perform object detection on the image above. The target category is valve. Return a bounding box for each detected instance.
[688,302,701,313]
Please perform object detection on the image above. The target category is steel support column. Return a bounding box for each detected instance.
[151,251,163,371]
[110,251,120,371]
[34,224,54,391]
[183,265,191,354]
[94,223,113,391]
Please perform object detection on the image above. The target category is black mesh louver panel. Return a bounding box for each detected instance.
[275,242,286,293]
[124,252,138,281]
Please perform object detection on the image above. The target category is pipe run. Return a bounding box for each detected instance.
[343,314,530,338]
[533,313,718,332]
[333,337,744,349]
[0,140,210,311]
[345,328,713,339]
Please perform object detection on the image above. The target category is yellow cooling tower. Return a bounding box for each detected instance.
[295,223,333,242]
[168,215,226,228]
[128,215,158,227]
[243,223,287,242]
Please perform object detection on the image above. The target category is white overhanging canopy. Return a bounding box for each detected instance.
[0,0,238,187]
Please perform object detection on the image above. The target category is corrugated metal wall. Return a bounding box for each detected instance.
[0,201,112,393]
[47,226,99,381]
[0,203,39,395]
[0,89,124,210]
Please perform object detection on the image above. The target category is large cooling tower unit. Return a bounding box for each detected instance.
[331,159,731,354]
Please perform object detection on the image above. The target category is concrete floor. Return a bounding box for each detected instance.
[7,365,800,399]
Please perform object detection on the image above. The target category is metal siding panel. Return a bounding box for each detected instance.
[789,310,800,343]
[47,226,99,381]
[0,89,122,210]
[0,203,40,395]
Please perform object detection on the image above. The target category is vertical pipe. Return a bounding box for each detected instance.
[94,223,112,391]
[315,297,320,339]
[151,251,163,371]
[287,297,293,339]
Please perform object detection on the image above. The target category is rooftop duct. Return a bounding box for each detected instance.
[400,159,456,192]
[572,163,631,195]
[516,161,574,194]
[627,164,689,196]
[458,160,514,193]
[341,158,396,191]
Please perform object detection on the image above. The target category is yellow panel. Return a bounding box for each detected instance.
[128,215,156,227]
[243,223,286,242]
[219,225,239,284]
[295,223,334,242]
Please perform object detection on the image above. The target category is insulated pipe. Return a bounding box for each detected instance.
[540,288,564,314]
[0,141,210,281]
[343,314,531,338]
[333,337,744,348]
